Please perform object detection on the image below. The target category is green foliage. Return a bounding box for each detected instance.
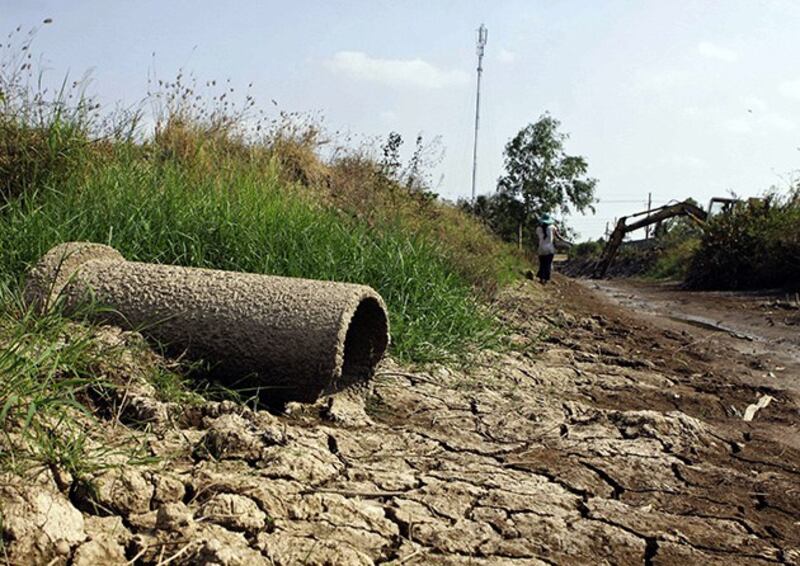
[318,144,526,296]
[0,155,502,363]
[0,285,111,477]
[0,25,521,369]
[569,239,604,259]
[376,131,443,201]
[647,238,700,280]
[646,208,704,280]
[687,190,800,289]
[0,28,108,202]
[0,23,526,487]
[497,113,596,221]
[463,113,597,249]
[459,192,527,248]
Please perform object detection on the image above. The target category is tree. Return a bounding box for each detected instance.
[378,131,443,201]
[459,192,525,245]
[496,113,597,246]
[379,131,403,179]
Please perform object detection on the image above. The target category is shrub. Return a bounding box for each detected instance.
[686,191,800,290]
[0,28,107,201]
[569,239,603,259]
[647,237,700,280]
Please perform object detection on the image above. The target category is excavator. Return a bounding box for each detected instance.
[591,197,744,278]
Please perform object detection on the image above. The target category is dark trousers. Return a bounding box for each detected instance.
[537,254,554,282]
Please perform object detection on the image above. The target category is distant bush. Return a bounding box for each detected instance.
[569,240,603,259]
[686,190,800,290]
[647,237,700,280]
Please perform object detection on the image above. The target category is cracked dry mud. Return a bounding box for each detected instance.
[3,278,800,565]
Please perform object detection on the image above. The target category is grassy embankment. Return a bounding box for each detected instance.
[0,33,525,476]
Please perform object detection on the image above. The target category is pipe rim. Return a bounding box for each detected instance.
[331,291,390,393]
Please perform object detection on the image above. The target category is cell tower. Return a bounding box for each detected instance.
[470,24,488,204]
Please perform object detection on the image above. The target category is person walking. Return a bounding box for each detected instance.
[535,214,559,284]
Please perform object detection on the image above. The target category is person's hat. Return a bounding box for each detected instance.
[539,213,554,225]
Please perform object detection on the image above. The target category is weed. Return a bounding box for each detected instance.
[0,284,166,478]
[647,237,700,280]
[687,189,800,290]
[0,284,103,477]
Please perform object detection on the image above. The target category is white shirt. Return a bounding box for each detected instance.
[536,225,556,255]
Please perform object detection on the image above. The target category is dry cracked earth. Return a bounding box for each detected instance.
[3,278,800,565]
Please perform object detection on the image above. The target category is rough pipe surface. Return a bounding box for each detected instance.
[25,242,390,403]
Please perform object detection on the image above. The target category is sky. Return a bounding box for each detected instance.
[2,0,799,239]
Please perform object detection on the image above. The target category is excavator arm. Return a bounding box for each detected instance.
[592,201,706,278]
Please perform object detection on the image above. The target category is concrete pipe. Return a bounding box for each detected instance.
[25,242,390,403]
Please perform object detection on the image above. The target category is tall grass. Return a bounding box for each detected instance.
[646,238,700,280]
[0,26,523,365]
[0,151,502,362]
[0,24,525,490]
[0,282,166,477]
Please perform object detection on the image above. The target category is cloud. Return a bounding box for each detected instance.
[723,112,794,134]
[379,110,397,123]
[497,48,516,64]
[741,95,768,112]
[325,51,469,89]
[779,79,800,100]
[697,41,738,62]
[635,69,689,91]
[724,118,752,134]
[661,155,707,169]
[763,112,795,131]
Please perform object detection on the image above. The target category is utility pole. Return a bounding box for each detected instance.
[645,192,653,239]
[470,24,488,204]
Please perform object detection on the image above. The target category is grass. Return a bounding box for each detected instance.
[646,238,700,280]
[0,28,526,478]
[0,152,503,362]
[0,283,122,477]
[0,27,523,362]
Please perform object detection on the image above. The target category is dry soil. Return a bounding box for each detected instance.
[3,276,800,565]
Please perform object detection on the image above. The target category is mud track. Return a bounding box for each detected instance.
[590,279,800,394]
[4,277,800,565]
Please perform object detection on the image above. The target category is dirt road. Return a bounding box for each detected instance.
[590,279,800,398]
[4,276,800,565]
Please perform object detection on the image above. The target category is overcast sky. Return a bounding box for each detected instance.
[3,0,799,238]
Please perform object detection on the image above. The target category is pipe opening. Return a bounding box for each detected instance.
[340,297,389,388]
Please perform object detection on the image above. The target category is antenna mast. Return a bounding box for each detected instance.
[471,23,488,204]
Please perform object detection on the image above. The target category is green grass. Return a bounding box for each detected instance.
[0,153,502,362]
[0,25,521,493]
[0,284,118,477]
[0,27,516,364]
[0,280,227,477]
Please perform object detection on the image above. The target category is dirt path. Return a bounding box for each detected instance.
[4,277,800,565]
[588,278,800,397]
